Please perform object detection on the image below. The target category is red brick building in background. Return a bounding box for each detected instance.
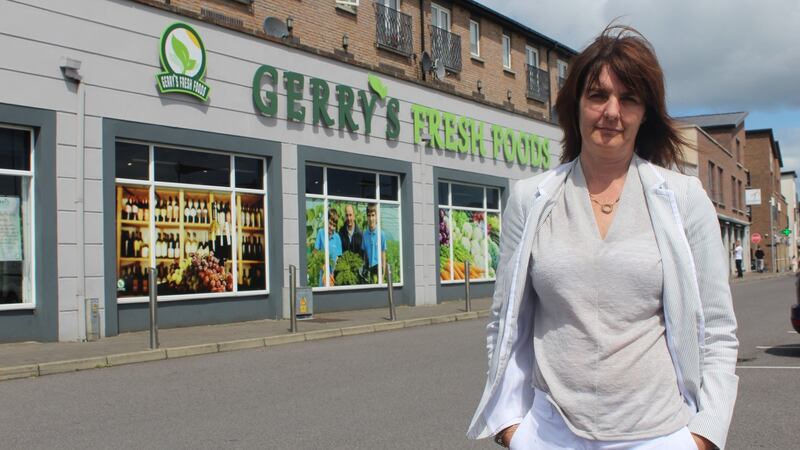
[745,128,788,272]
[678,113,750,275]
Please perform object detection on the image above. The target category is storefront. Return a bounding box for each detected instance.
[1,0,562,341]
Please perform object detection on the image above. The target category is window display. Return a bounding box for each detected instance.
[438,182,500,283]
[0,127,33,307]
[115,141,267,301]
[305,165,402,290]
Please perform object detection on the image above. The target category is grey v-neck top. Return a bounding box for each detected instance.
[530,159,691,440]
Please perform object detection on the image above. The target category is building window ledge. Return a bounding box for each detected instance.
[503,67,516,76]
[470,55,485,64]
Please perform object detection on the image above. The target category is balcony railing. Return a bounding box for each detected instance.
[526,65,550,103]
[430,25,462,73]
[375,3,413,57]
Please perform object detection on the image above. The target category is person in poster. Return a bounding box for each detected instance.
[362,203,386,283]
[339,204,363,258]
[314,208,342,286]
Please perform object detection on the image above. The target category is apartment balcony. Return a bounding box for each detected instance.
[430,25,462,73]
[526,65,550,103]
[374,3,413,57]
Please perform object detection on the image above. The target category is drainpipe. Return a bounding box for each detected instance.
[419,0,426,81]
[546,46,553,121]
[61,57,86,341]
[76,82,87,340]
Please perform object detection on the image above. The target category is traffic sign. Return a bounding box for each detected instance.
[751,233,762,244]
[782,228,792,236]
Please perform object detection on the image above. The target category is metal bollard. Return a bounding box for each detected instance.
[465,260,471,312]
[148,267,159,349]
[387,265,396,321]
[289,265,298,333]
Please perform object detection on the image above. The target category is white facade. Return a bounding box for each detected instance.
[0,0,562,341]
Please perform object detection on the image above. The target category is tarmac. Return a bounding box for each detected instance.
[0,270,790,383]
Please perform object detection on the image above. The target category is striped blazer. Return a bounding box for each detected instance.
[467,156,739,449]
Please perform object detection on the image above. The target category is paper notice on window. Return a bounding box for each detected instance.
[0,196,22,261]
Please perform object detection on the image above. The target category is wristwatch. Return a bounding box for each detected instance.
[494,432,508,448]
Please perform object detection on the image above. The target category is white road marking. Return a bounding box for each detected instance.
[756,345,800,349]
[736,366,800,369]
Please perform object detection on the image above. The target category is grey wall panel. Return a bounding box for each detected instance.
[0,103,58,342]
[102,119,283,335]
[296,145,415,311]
[433,167,509,303]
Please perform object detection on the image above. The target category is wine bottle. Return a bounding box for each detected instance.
[173,197,181,223]
[184,200,190,224]
[142,266,149,294]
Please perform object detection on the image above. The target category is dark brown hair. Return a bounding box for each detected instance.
[555,24,685,167]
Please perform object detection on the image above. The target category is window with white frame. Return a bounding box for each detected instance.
[305,165,402,290]
[114,141,269,303]
[438,182,501,283]
[431,3,451,31]
[469,20,480,56]
[0,126,34,308]
[502,34,512,69]
[526,45,539,68]
[557,59,568,78]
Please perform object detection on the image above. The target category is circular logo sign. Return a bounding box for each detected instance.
[161,23,206,78]
[156,23,210,101]
[751,233,762,244]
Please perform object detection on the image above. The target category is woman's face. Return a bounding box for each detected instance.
[578,65,646,160]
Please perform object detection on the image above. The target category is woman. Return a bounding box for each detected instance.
[467,26,738,450]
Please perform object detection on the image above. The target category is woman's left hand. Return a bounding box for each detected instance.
[691,433,714,450]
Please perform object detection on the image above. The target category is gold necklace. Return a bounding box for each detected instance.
[589,193,620,214]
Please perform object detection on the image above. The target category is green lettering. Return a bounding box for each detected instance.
[309,78,334,127]
[429,109,444,149]
[284,72,305,122]
[503,128,516,163]
[385,98,400,140]
[516,132,528,165]
[491,124,504,159]
[529,134,542,167]
[457,117,470,153]
[359,90,378,135]
[336,85,359,132]
[539,137,551,169]
[412,104,427,145]
[443,112,458,152]
[252,65,278,117]
[472,120,487,157]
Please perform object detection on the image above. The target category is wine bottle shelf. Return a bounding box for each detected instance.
[184,223,212,229]
[238,260,265,264]
[240,226,262,232]
[120,257,148,262]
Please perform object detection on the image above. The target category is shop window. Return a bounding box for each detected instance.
[115,140,268,302]
[438,182,500,284]
[0,127,34,307]
[304,165,402,290]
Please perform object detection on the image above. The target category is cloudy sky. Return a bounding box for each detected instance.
[476,0,800,181]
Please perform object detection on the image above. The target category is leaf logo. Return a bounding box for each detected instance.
[368,74,388,100]
[156,22,210,101]
[159,23,206,79]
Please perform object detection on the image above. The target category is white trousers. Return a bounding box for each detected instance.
[509,390,698,450]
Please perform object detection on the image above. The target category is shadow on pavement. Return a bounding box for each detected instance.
[765,344,800,358]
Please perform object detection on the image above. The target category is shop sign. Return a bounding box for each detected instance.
[0,196,22,261]
[252,68,550,169]
[745,188,761,206]
[156,23,210,101]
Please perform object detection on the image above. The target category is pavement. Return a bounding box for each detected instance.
[0,269,789,383]
[0,296,493,382]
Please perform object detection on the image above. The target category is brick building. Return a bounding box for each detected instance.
[677,113,751,275]
[0,0,575,341]
[745,129,788,272]
[137,0,575,122]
